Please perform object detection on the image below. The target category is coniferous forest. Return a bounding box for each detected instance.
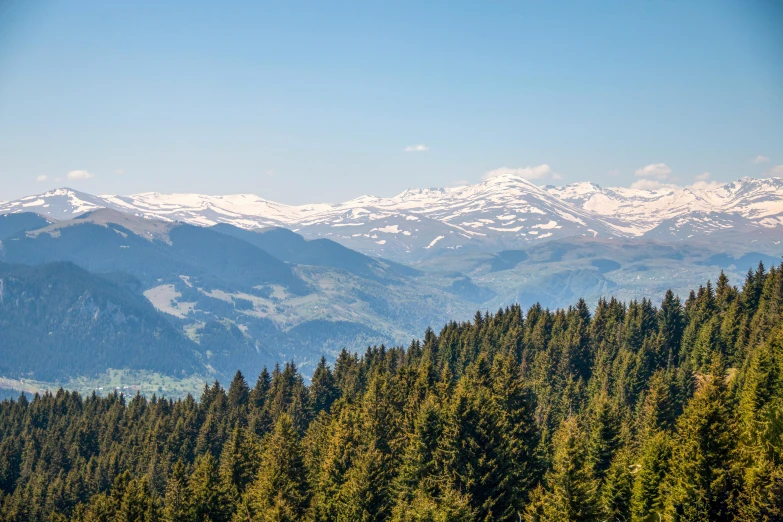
[1,264,782,522]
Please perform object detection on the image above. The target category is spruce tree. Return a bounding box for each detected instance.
[662,363,738,521]
[630,430,671,522]
[523,416,598,522]
[187,453,232,522]
[437,372,513,521]
[308,356,339,417]
[244,413,309,521]
[600,449,633,522]
[163,460,188,522]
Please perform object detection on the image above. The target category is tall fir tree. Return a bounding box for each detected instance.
[244,414,309,522]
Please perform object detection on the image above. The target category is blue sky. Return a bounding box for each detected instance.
[0,0,781,203]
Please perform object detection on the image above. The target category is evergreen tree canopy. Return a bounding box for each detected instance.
[1,267,783,521]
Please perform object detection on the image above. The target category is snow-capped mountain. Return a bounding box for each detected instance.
[2,175,783,260]
[551,177,783,232]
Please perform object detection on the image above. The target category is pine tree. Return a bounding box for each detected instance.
[116,476,161,522]
[250,367,271,410]
[245,413,309,521]
[630,430,671,522]
[310,406,362,521]
[691,316,721,370]
[395,396,442,497]
[600,449,633,522]
[187,453,232,522]
[163,461,188,522]
[523,417,598,522]
[219,424,257,499]
[437,372,513,521]
[389,485,474,522]
[662,363,738,521]
[734,457,783,522]
[491,352,540,509]
[227,370,250,410]
[0,270,781,522]
[636,370,676,441]
[588,394,620,482]
[308,356,339,417]
[335,445,393,522]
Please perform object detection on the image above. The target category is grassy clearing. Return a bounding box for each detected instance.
[0,370,209,400]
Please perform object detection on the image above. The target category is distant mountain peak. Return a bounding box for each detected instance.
[2,176,783,260]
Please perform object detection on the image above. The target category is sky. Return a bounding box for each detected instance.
[0,0,782,204]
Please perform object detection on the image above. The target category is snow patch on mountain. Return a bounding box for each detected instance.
[2,175,783,259]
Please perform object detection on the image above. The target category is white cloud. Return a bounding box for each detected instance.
[752,155,770,164]
[35,175,48,183]
[404,144,429,152]
[115,169,125,175]
[265,169,275,177]
[483,164,562,181]
[67,169,95,180]
[634,163,672,180]
[765,164,783,177]
[689,173,721,190]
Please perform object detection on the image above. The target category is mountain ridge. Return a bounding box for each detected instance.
[2,174,783,260]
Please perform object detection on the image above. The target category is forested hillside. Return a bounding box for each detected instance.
[1,263,782,521]
[0,262,201,381]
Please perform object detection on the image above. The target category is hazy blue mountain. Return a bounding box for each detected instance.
[0,213,51,240]
[0,262,203,381]
[210,224,419,282]
[701,252,783,273]
[487,250,530,272]
[1,197,780,393]
[417,236,783,314]
[0,209,308,294]
[445,276,497,303]
[0,211,479,384]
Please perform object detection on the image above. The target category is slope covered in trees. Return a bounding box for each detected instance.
[1,263,782,521]
[0,262,202,381]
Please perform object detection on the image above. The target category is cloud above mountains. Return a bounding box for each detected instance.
[35,171,94,184]
[752,155,770,164]
[67,170,95,180]
[630,162,675,189]
[483,164,561,181]
[634,163,672,180]
[404,144,428,152]
[689,172,722,191]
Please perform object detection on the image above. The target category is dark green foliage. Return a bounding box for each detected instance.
[244,414,309,521]
[523,417,598,521]
[662,364,738,521]
[1,267,782,521]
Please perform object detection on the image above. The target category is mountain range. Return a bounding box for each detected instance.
[0,209,479,390]
[1,174,782,395]
[2,174,782,260]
